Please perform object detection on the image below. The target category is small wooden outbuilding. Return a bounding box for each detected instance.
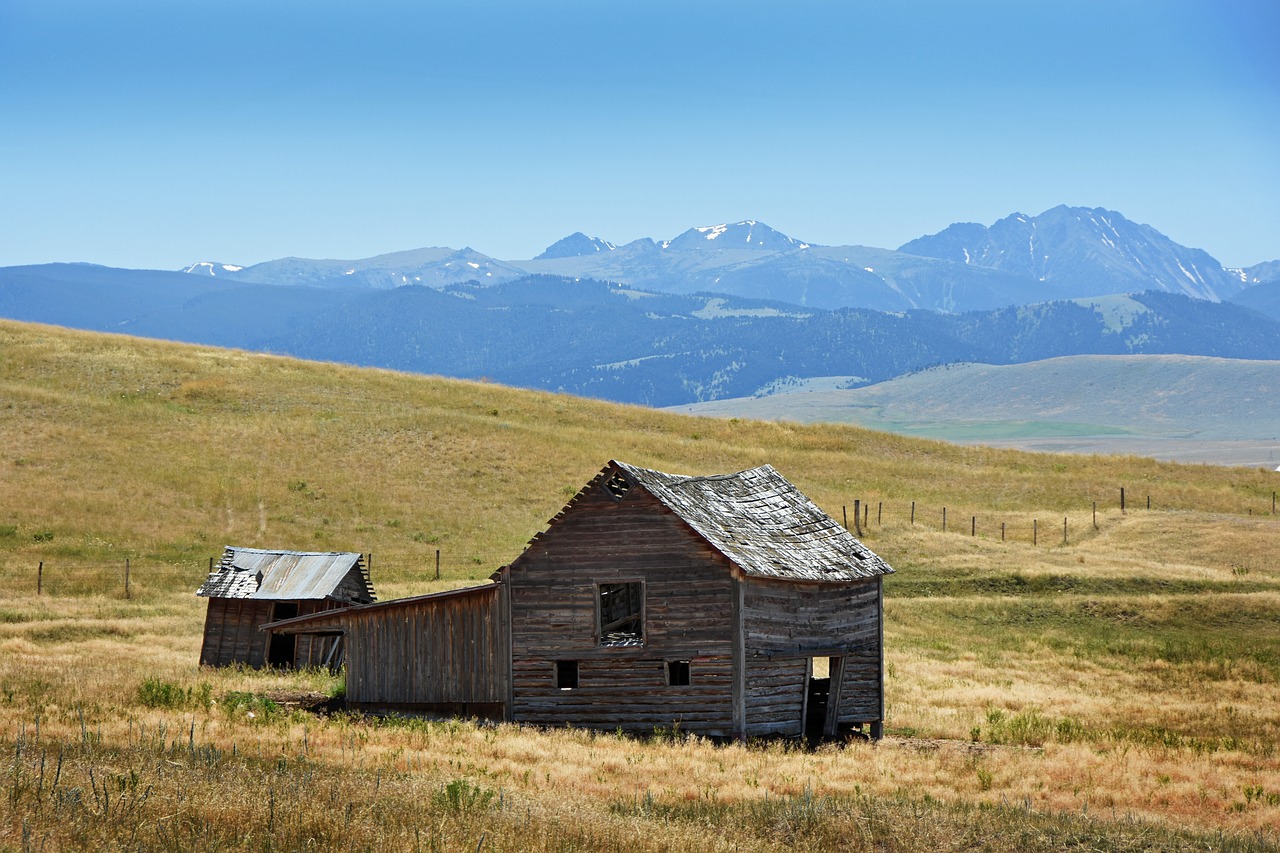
[267,460,892,739]
[196,547,375,669]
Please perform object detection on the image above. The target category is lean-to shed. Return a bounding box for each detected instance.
[196,547,375,669]
[267,460,892,740]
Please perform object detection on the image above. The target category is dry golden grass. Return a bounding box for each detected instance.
[2,319,1279,850]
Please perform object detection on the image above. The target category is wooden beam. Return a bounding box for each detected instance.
[731,577,746,741]
[823,656,845,738]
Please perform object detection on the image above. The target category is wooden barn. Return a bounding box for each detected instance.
[266,460,892,740]
[196,547,376,669]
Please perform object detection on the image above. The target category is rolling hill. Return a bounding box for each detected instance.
[668,354,1280,467]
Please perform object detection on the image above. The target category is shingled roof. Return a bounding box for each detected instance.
[612,460,893,583]
[195,547,374,601]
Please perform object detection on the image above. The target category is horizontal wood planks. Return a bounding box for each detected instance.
[836,649,882,724]
[508,481,737,733]
[513,655,734,735]
[741,577,880,653]
[745,656,806,737]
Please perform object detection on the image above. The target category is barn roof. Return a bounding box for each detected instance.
[262,583,498,635]
[613,460,893,583]
[195,547,368,601]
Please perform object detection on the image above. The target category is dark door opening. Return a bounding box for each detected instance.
[804,660,830,742]
[267,602,299,667]
[804,656,845,742]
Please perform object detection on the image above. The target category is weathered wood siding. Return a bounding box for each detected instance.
[201,598,346,669]
[508,480,738,735]
[344,586,506,715]
[200,599,274,667]
[744,656,807,737]
[332,564,376,604]
[742,576,883,725]
[835,648,882,724]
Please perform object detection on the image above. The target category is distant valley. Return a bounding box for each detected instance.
[669,355,1280,468]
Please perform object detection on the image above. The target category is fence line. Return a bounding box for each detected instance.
[6,487,1276,597]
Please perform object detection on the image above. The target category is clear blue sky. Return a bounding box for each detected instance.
[2,0,1277,270]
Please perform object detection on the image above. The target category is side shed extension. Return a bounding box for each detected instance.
[265,584,508,719]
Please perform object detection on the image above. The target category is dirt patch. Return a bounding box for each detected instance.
[262,690,345,716]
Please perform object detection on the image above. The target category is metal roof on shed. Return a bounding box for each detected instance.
[195,547,364,600]
[613,460,893,583]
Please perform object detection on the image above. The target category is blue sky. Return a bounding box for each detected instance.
[2,0,1277,269]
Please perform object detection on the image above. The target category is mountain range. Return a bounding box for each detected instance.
[3,205,1278,410]
[173,206,1274,314]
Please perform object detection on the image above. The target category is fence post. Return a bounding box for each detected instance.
[911,501,915,525]
[1034,519,1038,546]
[1093,501,1098,530]
[942,507,947,532]
[38,561,43,596]
[435,549,441,580]
[1063,517,1068,545]
[864,502,869,530]
[1147,496,1151,510]
[853,500,862,536]
[1121,487,1125,514]
[842,505,848,529]
[1001,523,1005,542]
[878,502,882,525]
[125,558,131,600]
[971,516,976,537]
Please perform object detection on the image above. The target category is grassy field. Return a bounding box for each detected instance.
[2,319,1279,851]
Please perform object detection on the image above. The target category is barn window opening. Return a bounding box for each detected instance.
[598,581,644,645]
[556,660,579,690]
[666,660,691,686]
[604,472,631,501]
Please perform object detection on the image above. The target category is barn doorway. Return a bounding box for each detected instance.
[266,602,298,667]
[804,656,845,742]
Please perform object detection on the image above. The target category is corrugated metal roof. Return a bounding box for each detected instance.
[613,460,893,583]
[195,547,366,600]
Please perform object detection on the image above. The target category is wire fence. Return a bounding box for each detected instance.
[3,488,1276,599]
[0,549,519,600]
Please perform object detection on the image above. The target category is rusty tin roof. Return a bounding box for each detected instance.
[613,460,893,583]
[195,547,367,601]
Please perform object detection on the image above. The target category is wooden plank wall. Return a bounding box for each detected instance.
[836,648,883,724]
[741,577,881,654]
[508,480,738,735]
[201,598,350,669]
[293,600,347,668]
[344,586,506,708]
[744,656,807,737]
[199,598,274,668]
[742,576,883,726]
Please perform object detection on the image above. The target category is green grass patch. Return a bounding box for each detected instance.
[138,678,213,710]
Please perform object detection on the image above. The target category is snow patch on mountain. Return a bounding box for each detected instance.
[182,261,243,276]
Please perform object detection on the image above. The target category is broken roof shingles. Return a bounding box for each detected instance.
[614,460,892,583]
[195,547,363,601]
